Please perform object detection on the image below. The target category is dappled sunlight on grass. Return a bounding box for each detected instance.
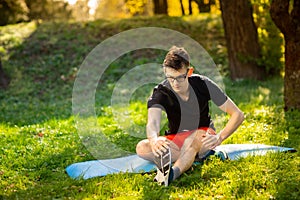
[227,105,289,146]
[253,106,271,118]
[249,86,271,105]
[0,22,37,54]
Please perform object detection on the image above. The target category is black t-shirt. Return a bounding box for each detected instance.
[147,74,227,135]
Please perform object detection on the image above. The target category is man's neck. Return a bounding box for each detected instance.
[177,84,190,101]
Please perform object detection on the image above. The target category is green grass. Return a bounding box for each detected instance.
[0,15,299,199]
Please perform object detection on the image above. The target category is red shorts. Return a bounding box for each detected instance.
[165,127,216,148]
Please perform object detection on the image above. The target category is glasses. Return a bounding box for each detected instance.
[165,71,188,83]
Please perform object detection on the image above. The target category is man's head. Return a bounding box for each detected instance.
[163,46,190,70]
[163,46,192,93]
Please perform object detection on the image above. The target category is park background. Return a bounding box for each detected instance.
[0,0,299,199]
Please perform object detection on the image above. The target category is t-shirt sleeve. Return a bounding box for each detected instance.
[147,87,166,111]
[204,77,227,106]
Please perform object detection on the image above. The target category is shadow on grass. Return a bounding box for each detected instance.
[139,178,173,199]
[282,110,300,150]
[273,109,300,199]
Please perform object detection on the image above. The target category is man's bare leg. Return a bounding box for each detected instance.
[136,136,180,162]
[172,130,208,177]
[136,131,209,184]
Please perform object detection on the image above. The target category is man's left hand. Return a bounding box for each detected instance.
[201,132,222,150]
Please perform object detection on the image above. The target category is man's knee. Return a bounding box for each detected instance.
[184,130,205,151]
[136,139,155,161]
[136,140,147,155]
[136,139,155,156]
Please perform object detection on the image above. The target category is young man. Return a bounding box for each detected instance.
[136,46,244,186]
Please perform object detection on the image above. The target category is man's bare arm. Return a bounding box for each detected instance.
[146,107,169,156]
[202,97,244,149]
[217,97,244,142]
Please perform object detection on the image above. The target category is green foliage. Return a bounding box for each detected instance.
[125,0,149,16]
[0,0,28,26]
[0,16,299,199]
[70,0,90,21]
[95,0,129,19]
[251,0,284,75]
[25,0,72,21]
[0,0,74,26]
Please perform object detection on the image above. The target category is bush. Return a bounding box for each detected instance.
[252,0,284,75]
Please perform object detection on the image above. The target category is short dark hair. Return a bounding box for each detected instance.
[163,46,190,70]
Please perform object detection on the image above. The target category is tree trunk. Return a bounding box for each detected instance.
[188,0,192,15]
[220,0,266,80]
[270,0,300,110]
[179,0,185,15]
[0,59,10,89]
[153,0,168,14]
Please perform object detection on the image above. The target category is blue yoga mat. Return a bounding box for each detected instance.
[66,144,296,180]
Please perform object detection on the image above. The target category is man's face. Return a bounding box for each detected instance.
[164,67,189,93]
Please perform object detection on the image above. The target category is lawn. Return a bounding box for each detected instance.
[0,15,299,199]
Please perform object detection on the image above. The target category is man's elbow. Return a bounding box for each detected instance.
[237,110,244,124]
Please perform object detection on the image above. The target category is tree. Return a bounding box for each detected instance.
[25,0,71,21]
[95,0,128,18]
[220,0,266,80]
[0,0,28,25]
[186,0,216,15]
[153,0,168,14]
[251,0,284,76]
[71,0,90,21]
[194,0,214,13]
[125,0,150,16]
[179,0,185,15]
[270,0,300,110]
[188,0,192,14]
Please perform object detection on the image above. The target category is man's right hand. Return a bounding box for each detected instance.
[150,137,170,157]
